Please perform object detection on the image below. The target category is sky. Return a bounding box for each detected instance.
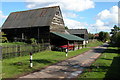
[0,0,119,33]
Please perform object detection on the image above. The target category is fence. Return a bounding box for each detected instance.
[1,43,50,59]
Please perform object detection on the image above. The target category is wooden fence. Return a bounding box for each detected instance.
[1,43,50,59]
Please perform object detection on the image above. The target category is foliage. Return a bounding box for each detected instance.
[110,25,120,34]
[88,33,94,39]
[98,31,110,42]
[111,32,120,47]
[65,26,68,29]
[0,32,8,43]
[1,42,26,46]
[110,25,120,47]
[30,38,37,44]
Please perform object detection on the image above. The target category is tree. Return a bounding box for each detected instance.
[110,25,120,34]
[98,31,110,42]
[110,25,120,48]
[0,32,8,43]
[111,32,120,47]
[65,26,68,29]
[88,33,94,39]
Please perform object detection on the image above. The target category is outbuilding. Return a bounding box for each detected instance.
[2,6,84,50]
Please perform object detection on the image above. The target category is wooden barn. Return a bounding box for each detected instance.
[2,6,65,43]
[2,6,85,50]
[67,29,89,44]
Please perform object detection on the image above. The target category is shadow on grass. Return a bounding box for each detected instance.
[100,58,112,60]
[32,59,58,64]
[104,49,119,53]
[11,59,58,66]
[93,48,105,53]
[84,64,110,73]
[104,56,120,79]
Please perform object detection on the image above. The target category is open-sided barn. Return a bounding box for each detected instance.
[67,29,89,44]
[2,6,84,50]
[2,6,65,43]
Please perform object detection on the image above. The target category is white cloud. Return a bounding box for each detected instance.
[0,11,8,27]
[90,6,118,33]
[0,11,7,19]
[96,6,118,24]
[25,0,95,12]
[25,0,93,29]
[97,9,111,20]
[64,18,87,29]
[95,19,104,27]
[63,12,78,18]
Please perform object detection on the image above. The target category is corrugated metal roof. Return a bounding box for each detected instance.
[51,32,84,41]
[2,6,59,29]
[67,29,88,34]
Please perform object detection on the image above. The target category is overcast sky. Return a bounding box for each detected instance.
[0,0,119,33]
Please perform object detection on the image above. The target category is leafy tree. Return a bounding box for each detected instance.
[30,38,37,44]
[104,32,110,42]
[110,25,120,34]
[98,31,110,42]
[88,33,94,39]
[0,32,8,43]
[110,25,120,48]
[111,32,120,47]
[65,26,68,29]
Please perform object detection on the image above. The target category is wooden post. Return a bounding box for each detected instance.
[38,27,40,43]
[29,52,33,67]
[78,42,80,49]
[17,45,20,56]
[73,41,75,51]
[65,41,69,57]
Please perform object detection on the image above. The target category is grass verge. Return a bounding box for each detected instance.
[2,48,90,78]
[2,40,103,78]
[87,40,103,47]
[0,42,26,46]
[79,47,120,79]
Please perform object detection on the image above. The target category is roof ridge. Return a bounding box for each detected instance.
[12,6,59,14]
[68,29,87,30]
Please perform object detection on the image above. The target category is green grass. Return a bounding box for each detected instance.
[79,47,120,79]
[87,40,103,47]
[0,42,26,46]
[0,60,2,80]
[2,48,91,78]
[2,40,103,78]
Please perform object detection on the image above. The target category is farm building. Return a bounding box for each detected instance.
[2,6,65,43]
[67,29,89,44]
[2,6,84,50]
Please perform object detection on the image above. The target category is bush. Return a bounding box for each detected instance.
[111,32,120,47]
[30,38,37,44]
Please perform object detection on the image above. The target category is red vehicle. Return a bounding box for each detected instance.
[51,44,75,51]
[59,44,75,50]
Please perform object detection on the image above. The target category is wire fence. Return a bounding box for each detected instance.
[1,43,50,59]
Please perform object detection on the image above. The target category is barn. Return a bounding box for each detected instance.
[2,6,66,43]
[2,6,84,50]
[67,29,89,44]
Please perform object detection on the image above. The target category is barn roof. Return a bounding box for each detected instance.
[2,6,60,29]
[67,29,88,35]
[51,32,84,41]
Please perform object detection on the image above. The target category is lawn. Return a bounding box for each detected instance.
[0,60,2,80]
[0,42,26,46]
[2,48,91,78]
[79,47,120,79]
[87,40,103,47]
[2,40,103,78]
